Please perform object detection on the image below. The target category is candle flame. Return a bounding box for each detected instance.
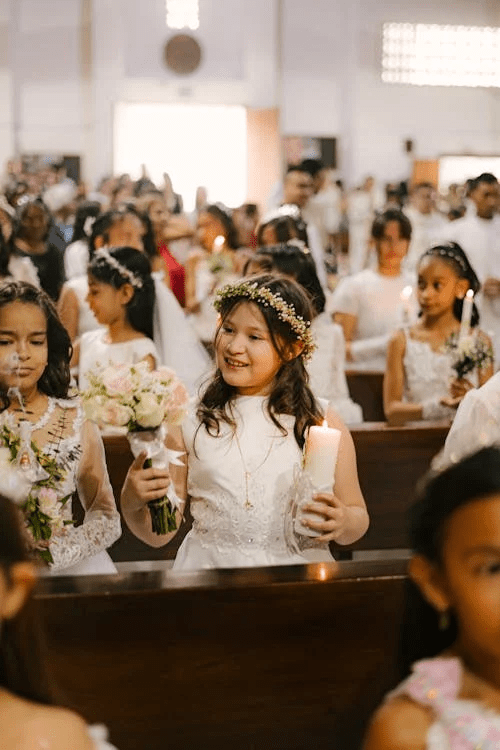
[322,419,328,428]
[400,285,412,301]
[212,235,225,251]
[466,289,474,299]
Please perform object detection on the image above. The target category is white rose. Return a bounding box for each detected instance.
[135,393,163,428]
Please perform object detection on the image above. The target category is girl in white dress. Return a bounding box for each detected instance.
[0,282,121,575]
[364,447,500,750]
[384,243,494,426]
[121,275,368,569]
[72,247,158,391]
[0,491,117,749]
[331,209,417,371]
[245,243,363,423]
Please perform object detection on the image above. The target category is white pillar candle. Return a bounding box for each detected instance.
[459,289,474,342]
[400,285,413,325]
[304,420,342,492]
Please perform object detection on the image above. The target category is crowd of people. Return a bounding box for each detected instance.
[2,155,500,746]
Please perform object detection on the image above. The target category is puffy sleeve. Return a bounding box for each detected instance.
[49,419,121,571]
[433,387,500,471]
[330,276,360,316]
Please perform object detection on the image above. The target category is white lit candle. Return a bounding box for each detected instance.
[459,289,474,342]
[303,420,342,493]
[400,285,413,325]
[295,421,342,538]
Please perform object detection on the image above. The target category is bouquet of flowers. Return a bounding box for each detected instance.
[444,332,494,380]
[0,420,73,564]
[82,361,190,534]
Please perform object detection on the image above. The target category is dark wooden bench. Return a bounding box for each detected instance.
[346,369,385,422]
[342,420,450,552]
[37,559,407,750]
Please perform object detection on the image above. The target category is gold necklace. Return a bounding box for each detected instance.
[234,430,276,510]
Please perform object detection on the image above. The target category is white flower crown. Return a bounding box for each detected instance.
[214,280,316,360]
[93,247,143,289]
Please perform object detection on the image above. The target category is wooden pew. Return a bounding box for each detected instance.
[37,559,407,750]
[345,369,385,422]
[341,421,449,552]
[102,421,450,561]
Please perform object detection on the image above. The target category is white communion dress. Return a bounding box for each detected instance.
[307,313,363,423]
[0,398,121,575]
[173,395,334,570]
[78,329,159,391]
[403,330,486,421]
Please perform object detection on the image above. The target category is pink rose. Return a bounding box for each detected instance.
[101,365,134,397]
[100,400,134,427]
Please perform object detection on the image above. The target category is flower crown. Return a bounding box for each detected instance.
[93,247,143,289]
[214,280,316,360]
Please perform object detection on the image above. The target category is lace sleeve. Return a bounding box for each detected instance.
[49,420,121,571]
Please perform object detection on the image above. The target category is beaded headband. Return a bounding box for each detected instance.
[422,244,468,275]
[92,247,143,289]
[214,280,316,360]
[261,204,302,224]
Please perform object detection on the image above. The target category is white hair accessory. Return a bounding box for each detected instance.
[261,204,302,225]
[83,215,96,237]
[93,247,143,289]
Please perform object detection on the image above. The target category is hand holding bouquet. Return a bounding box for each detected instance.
[82,361,189,534]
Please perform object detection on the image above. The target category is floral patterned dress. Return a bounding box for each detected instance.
[0,397,121,575]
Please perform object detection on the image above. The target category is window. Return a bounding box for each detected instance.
[382,23,500,87]
[114,103,247,212]
[165,0,199,30]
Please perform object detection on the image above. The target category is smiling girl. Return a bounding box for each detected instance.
[121,274,368,569]
[384,242,493,426]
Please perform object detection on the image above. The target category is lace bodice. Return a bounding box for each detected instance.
[174,395,333,569]
[404,333,456,405]
[389,657,500,749]
[403,330,483,421]
[0,398,121,572]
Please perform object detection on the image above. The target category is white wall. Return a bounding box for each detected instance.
[3,0,500,190]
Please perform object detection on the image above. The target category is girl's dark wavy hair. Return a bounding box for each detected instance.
[88,246,155,340]
[256,214,309,247]
[0,282,71,409]
[419,242,481,326]
[204,204,239,250]
[398,446,500,679]
[0,493,56,704]
[247,243,326,315]
[197,274,323,449]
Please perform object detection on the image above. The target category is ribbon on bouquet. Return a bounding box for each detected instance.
[127,424,184,510]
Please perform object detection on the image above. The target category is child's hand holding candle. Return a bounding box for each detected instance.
[295,420,342,537]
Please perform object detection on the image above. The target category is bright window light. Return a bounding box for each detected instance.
[439,155,500,192]
[166,0,199,30]
[382,23,500,87]
[114,103,247,212]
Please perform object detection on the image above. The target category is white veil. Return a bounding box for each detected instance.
[152,273,212,396]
